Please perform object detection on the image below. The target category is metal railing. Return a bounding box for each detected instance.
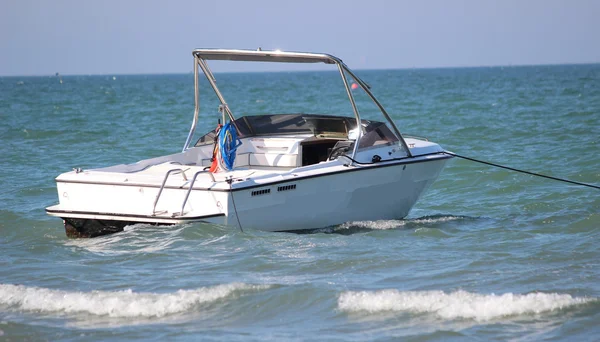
[152,168,188,216]
[152,168,217,217]
[176,170,216,217]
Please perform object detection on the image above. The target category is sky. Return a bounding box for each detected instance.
[1,0,599,76]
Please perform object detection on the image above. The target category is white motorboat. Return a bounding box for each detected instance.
[46,49,453,238]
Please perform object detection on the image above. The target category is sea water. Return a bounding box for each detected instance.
[1,65,599,341]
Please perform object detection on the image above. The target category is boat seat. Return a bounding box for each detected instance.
[201,152,298,168]
[249,153,298,167]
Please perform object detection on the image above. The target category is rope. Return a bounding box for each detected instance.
[443,151,600,190]
[227,177,244,232]
[340,151,599,190]
[218,121,242,171]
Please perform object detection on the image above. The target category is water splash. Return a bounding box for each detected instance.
[322,215,472,234]
[0,283,268,318]
[344,215,469,230]
[63,224,187,255]
[338,289,595,321]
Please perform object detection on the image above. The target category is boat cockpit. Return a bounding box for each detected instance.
[193,113,401,169]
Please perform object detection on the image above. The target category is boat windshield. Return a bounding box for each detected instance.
[194,113,399,148]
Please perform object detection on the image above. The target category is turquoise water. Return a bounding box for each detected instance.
[1,65,599,341]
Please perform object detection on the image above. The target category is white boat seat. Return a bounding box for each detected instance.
[201,152,298,168]
[249,153,298,167]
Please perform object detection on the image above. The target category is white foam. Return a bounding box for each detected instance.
[339,220,406,230]
[0,283,267,318]
[63,225,187,255]
[339,216,463,230]
[411,216,464,224]
[338,289,595,321]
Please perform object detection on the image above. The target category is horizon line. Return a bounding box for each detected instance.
[1,61,599,78]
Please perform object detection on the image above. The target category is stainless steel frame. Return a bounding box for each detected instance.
[183,48,413,158]
[337,63,363,165]
[182,57,200,152]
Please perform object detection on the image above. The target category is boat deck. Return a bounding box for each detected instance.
[55,137,446,192]
[58,162,296,191]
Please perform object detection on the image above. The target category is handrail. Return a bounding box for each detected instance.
[152,168,189,216]
[177,170,216,217]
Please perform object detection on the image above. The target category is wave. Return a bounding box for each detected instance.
[338,289,595,321]
[63,224,189,255]
[0,283,268,318]
[326,215,473,233]
[347,215,472,229]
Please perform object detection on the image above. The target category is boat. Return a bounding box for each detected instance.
[46,48,453,238]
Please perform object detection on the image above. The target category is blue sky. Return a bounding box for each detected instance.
[1,0,599,76]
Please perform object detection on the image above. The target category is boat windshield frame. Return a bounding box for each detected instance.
[183,48,413,160]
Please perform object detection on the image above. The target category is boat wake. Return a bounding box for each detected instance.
[306,214,476,235]
[0,283,269,318]
[338,289,596,321]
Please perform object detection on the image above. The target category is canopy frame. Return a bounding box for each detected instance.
[183,48,413,161]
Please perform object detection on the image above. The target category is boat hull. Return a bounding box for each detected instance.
[230,157,448,232]
[47,155,450,237]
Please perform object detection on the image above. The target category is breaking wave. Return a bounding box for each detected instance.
[338,289,595,321]
[0,283,268,318]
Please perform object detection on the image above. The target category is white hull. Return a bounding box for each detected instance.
[229,158,448,231]
[47,138,451,236]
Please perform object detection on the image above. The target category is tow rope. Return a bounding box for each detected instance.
[340,151,599,190]
[443,151,600,191]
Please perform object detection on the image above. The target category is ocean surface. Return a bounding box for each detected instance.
[1,64,599,341]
